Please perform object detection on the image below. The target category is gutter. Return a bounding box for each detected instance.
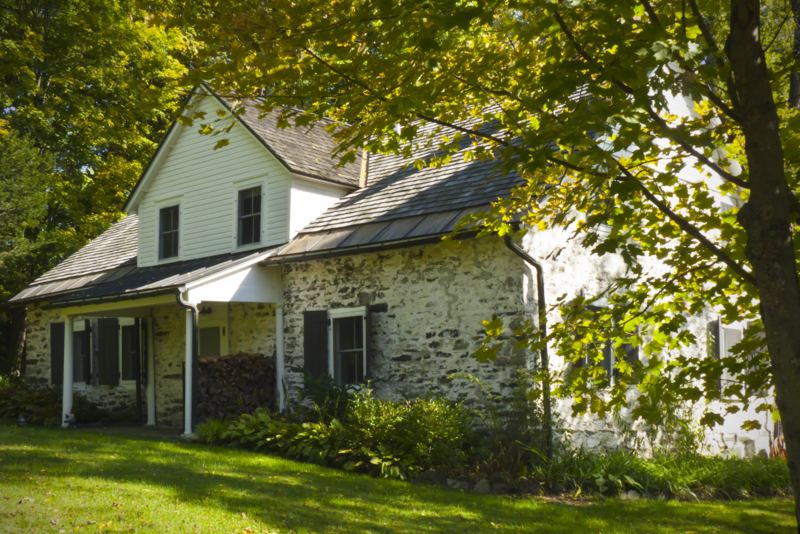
[175,290,199,436]
[504,235,554,461]
[41,288,177,310]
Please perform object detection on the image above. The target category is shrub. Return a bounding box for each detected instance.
[294,368,357,423]
[0,385,60,426]
[202,388,478,480]
[526,448,791,499]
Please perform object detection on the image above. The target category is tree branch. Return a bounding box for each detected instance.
[614,159,757,286]
[639,0,663,27]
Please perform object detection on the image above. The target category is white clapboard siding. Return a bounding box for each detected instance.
[289,177,351,237]
[137,93,293,267]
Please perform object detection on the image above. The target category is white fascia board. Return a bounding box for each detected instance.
[187,264,282,304]
[183,250,279,291]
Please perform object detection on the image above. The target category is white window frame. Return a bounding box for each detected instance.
[327,306,367,384]
[72,320,89,390]
[118,318,139,387]
[154,197,183,263]
[231,178,267,252]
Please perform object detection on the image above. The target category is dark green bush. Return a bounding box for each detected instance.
[0,384,60,426]
[199,388,478,479]
[294,368,357,423]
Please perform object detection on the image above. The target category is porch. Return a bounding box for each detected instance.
[43,251,285,437]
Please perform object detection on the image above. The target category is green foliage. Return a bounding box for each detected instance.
[0,0,192,371]
[529,450,791,499]
[294,368,358,423]
[199,389,477,480]
[174,0,800,441]
[0,384,60,426]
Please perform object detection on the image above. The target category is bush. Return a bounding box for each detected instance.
[294,368,357,423]
[199,387,478,480]
[527,449,791,499]
[0,384,60,426]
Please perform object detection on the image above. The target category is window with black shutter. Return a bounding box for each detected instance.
[304,307,371,387]
[72,320,91,383]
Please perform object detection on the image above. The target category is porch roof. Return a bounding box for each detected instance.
[10,246,279,306]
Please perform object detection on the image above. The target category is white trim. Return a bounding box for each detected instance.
[118,318,139,386]
[154,197,184,263]
[183,250,279,291]
[71,319,88,389]
[231,177,268,252]
[326,306,367,382]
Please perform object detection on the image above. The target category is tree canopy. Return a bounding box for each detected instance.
[0,0,191,372]
[176,0,800,522]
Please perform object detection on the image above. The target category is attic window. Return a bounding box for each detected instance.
[159,205,180,259]
[238,186,262,246]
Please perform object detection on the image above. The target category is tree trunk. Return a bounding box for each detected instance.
[5,307,27,377]
[729,0,800,530]
[791,0,800,109]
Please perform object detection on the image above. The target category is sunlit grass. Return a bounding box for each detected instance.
[0,420,796,533]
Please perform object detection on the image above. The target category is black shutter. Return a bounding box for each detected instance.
[600,340,613,376]
[364,306,373,380]
[303,311,329,386]
[97,318,119,386]
[50,322,65,386]
[81,320,91,383]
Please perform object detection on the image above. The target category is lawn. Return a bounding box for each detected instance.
[0,421,795,534]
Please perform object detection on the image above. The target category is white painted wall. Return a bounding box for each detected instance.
[289,176,351,237]
[135,90,293,267]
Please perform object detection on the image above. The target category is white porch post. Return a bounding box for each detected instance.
[183,308,193,436]
[61,316,74,428]
[146,317,156,426]
[275,304,285,411]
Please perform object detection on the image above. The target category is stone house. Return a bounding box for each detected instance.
[8,85,772,456]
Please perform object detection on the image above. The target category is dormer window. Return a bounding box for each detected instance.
[238,186,262,246]
[159,205,180,259]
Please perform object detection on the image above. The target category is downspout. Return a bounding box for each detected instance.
[176,290,199,436]
[504,235,553,461]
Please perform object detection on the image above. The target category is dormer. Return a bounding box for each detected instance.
[124,85,360,268]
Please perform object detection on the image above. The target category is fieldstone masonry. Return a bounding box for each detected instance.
[23,228,773,451]
[282,237,536,405]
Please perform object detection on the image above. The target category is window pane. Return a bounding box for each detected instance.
[252,215,261,243]
[121,325,138,381]
[240,216,253,245]
[333,316,364,385]
[241,192,253,216]
[171,206,179,230]
[252,187,262,213]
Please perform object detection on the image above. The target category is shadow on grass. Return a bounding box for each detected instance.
[0,423,795,534]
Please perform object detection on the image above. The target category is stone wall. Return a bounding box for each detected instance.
[150,304,187,427]
[24,302,138,416]
[228,302,277,356]
[281,237,535,406]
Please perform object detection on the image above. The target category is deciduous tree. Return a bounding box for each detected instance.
[175,0,800,524]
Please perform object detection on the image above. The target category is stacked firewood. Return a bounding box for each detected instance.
[197,352,275,421]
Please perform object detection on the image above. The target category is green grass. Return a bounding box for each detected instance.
[0,421,796,534]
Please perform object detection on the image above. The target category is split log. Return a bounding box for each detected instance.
[197,352,275,422]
